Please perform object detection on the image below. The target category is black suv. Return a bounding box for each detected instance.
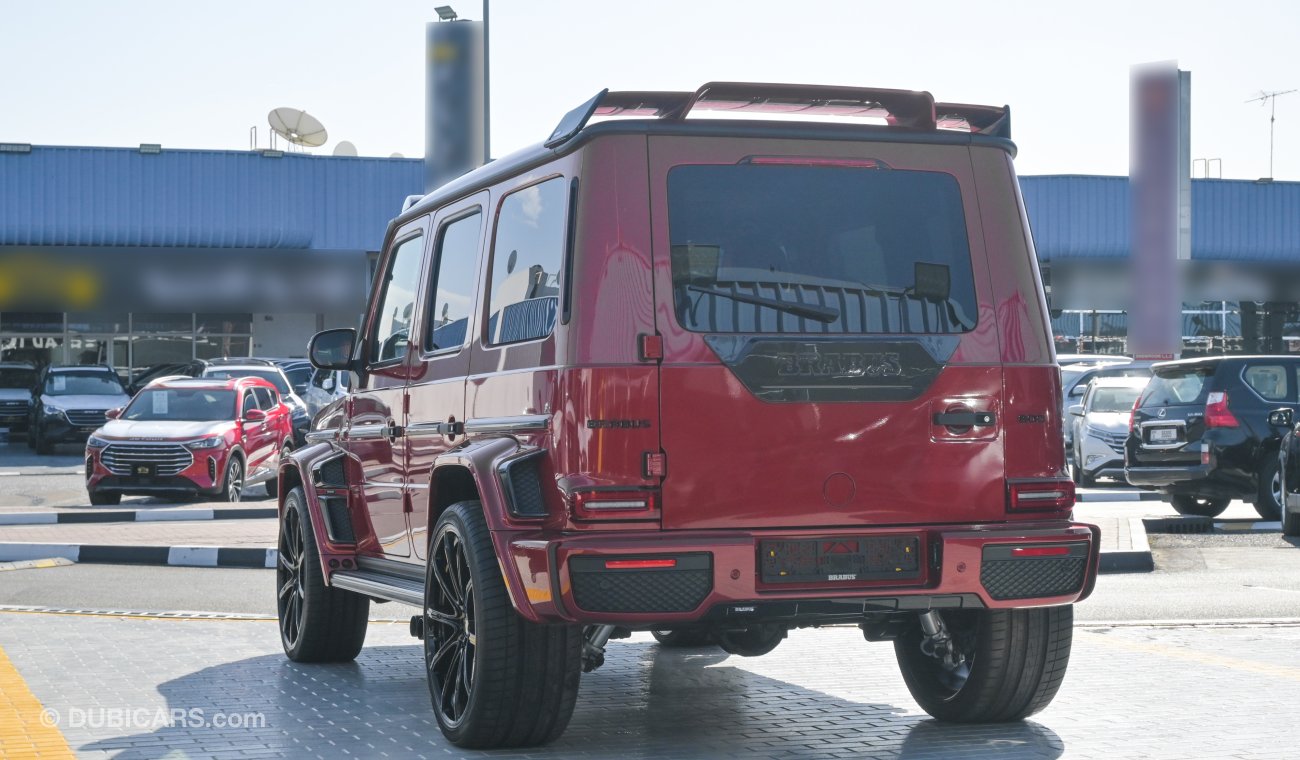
[1125,356,1300,518]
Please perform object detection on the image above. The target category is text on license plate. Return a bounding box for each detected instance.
[760,536,921,584]
[1149,428,1178,442]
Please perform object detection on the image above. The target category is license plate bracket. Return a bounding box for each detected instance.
[760,535,921,584]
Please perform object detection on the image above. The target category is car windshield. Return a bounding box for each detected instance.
[1090,387,1143,413]
[0,368,34,389]
[1141,368,1214,407]
[44,371,124,397]
[666,163,978,334]
[1061,369,1089,392]
[124,389,236,422]
[205,368,290,394]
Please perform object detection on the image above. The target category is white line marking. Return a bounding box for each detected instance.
[0,543,81,562]
[137,509,215,522]
[0,513,59,525]
[167,546,219,567]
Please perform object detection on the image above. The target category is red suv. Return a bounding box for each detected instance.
[277,82,1099,748]
[85,376,294,505]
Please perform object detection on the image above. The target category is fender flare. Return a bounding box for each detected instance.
[428,437,551,623]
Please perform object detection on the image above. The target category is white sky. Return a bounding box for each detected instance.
[3,0,1298,179]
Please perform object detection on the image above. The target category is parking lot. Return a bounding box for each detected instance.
[2,443,1299,759]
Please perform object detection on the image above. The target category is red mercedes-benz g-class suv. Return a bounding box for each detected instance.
[277,82,1098,749]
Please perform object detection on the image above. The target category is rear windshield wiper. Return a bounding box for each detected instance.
[686,284,840,324]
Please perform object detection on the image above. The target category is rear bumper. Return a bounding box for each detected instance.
[1124,462,1254,499]
[497,520,1100,626]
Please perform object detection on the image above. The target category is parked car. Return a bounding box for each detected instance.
[271,360,314,398]
[28,365,131,454]
[275,82,1099,748]
[303,368,350,418]
[1061,361,1154,450]
[1068,376,1149,486]
[1275,407,1300,535]
[1125,355,1300,518]
[199,363,310,447]
[84,376,294,505]
[0,361,36,436]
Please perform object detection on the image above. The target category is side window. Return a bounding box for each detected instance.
[241,391,258,417]
[370,233,426,363]
[485,178,567,346]
[1244,365,1288,401]
[426,211,483,352]
[254,387,278,410]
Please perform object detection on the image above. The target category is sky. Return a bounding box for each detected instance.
[3,0,1299,180]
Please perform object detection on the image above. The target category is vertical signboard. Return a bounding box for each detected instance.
[426,21,486,193]
[1129,62,1189,360]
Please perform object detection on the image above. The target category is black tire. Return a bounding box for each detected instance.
[88,490,121,506]
[1170,494,1230,518]
[1070,452,1083,485]
[265,443,291,497]
[1282,464,1300,537]
[895,606,1073,723]
[651,629,715,648]
[218,455,245,502]
[1254,456,1283,521]
[277,486,369,662]
[424,500,582,749]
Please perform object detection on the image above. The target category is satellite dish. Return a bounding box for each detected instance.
[267,107,328,147]
[333,140,358,157]
[390,152,405,158]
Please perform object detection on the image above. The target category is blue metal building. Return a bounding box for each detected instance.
[2,143,1298,373]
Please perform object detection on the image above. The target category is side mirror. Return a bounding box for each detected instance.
[1069,385,1086,397]
[321,376,336,392]
[1068,404,1085,417]
[309,328,357,372]
[1268,408,1294,427]
[105,407,122,420]
[244,408,267,422]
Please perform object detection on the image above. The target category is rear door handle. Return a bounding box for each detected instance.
[933,411,996,427]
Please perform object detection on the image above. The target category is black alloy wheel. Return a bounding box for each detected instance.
[426,525,477,726]
[278,505,306,649]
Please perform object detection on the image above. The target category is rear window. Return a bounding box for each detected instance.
[1089,386,1143,413]
[1141,368,1214,407]
[666,163,977,334]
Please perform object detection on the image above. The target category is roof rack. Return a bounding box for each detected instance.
[545,81,1010,149]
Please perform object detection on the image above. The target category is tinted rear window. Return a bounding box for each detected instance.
[666,164,977,335]
[1141,368,1214,407]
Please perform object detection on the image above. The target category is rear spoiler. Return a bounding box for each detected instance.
[545,81,1010,148]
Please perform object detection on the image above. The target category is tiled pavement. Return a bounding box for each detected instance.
[0,610,1296,759]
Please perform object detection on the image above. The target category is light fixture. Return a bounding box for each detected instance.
[138,143,162,154]
[434,5,458,20]
[0,143,32,154]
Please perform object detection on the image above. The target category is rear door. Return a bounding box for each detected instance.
[1128,364,1215,467]
[648,137,1007,530]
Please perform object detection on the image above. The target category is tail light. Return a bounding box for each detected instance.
[1128,395,1143,435]
[1205,391,1239,428]
[573,490,659,521]
[1007,478,1075,513]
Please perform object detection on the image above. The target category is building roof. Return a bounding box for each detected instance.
[0,145,422,250]
[1020,174,1300,262]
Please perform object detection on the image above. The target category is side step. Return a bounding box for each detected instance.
[330,569,424,606]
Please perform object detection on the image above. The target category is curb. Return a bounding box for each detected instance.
[0,507,277,526]
[1076,491,1164,503]
[1097,516,1154,574]
[0,543,277,568]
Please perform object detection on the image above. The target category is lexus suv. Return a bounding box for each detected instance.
[1068,376,1149,486]
[273,82,1099,748]
[1126,355,1300,518]
[84,376,294,505]
[28,365,131,454]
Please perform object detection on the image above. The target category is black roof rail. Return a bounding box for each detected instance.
[545,81,1011,149]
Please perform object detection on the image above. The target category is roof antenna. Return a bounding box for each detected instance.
[1245,89,1297,180]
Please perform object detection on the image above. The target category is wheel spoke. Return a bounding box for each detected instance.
[428,635,458,673]
[425,609,459,629]
[278,577,296,600]
[441,648,461,716]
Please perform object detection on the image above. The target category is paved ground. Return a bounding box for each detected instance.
[0,610,1296,760]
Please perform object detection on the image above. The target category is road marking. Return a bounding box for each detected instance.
[0,558,74,572]
[0,642,75,758]
[1243,585,1300,595]
[1082,629,1300,682]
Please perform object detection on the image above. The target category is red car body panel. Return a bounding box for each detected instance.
[283,114,1095,627]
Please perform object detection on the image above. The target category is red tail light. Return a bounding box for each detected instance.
[1007,479,1075,513]
[1205,391,1239,428]
[573,491,659,520]
[745,156,885,169]
[1129,395,1143,435]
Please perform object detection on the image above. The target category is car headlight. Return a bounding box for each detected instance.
[43,405,65,417]
[87,435,109,448]
[186,437,224,449]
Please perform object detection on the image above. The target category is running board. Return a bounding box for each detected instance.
[329,569,425,606]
